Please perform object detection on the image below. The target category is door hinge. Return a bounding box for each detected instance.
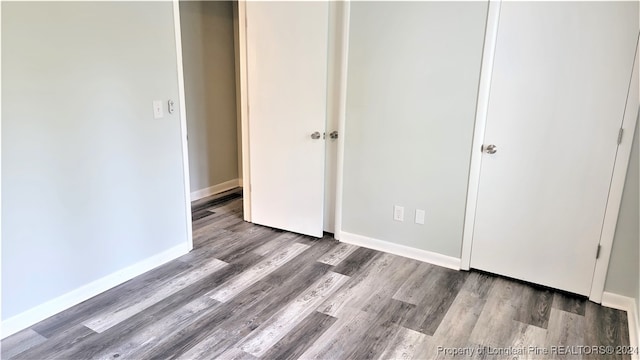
[617,128,624,145]
[596,244,602,259]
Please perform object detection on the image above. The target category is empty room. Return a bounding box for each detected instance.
[2,1,639,359]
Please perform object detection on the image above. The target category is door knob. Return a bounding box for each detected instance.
[483,144,497,154]
[310,131,321,140]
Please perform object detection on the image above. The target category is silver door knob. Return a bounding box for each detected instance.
[484,144,497,154]
[311,131,321,140]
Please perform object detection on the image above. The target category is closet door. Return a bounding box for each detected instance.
[470,2,638,295]
[245,1,328,237]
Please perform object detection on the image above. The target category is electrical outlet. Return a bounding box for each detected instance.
[393,205,404,222]
[415,209,426,225]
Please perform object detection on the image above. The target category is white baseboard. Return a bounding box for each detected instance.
[190,179,241,201]
[338,231,461,271]
[1,242,190,339]
[602,292,639,358]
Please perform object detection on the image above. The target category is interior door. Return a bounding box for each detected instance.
[245,1,328,238]
[470,2,638,295]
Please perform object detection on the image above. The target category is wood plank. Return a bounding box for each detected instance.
[114,239,336,360]
[83,257,228,332]
[376,325,429,360]
[237,271,350,357]
[545,308,585,359]
[317,242,358,266]
[206,346,257,360]
[1,329,47,359]
[393,262,438,305]
[251,232,301,256]
[207,242,309,302]
[331,246,379,276]
[10,325,96,360]
[137,263,334,359]
[584,301,631,360]
[317,252,397,317]
[297,308,377,359]
[190,190,242,212]
[552,292,587,316]
[398,266,467,335]
[259,311,337,360]
[191,208,216,221]
[469,277,528,348]
[514,285,553,329]
[419,272,494,358]
[360,255,421,315]
[509,322,547,360]
[85,296,221,360]
[216,227,287,263]
[31,258,193,338]
[55,252,262,360]
[345,299,416,359]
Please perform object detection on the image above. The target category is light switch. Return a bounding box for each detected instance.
[393,205,404,222]
[415,209,426,225]
[153,100,164,119]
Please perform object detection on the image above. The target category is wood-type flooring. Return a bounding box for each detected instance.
[2,190,632,359]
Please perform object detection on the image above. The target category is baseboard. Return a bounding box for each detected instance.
[190,179,240,201]
[602,292,639,358]
[1,242,190,339]
[338,231,461,271]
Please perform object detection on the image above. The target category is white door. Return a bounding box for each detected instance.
[245,1,328,238]
[470,2,638,295]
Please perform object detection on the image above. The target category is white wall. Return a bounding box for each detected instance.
[180,1,239,196]
[2,2,190,322]
[341,2,488,257]
[605,120,639,299]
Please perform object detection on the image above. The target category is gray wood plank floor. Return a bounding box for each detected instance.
[2,191,632,360]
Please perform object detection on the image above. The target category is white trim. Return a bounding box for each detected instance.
[340,231,461,271]
[237,1,252,222]
[233,1,244,193]
[0,243,190,339]
[601,292,640,358]
[333,0,350,241]
[238,177,244,187]
[190,179,241,201]
[172,0,194,251]
[590,36,640,303]
[0,2,4,329]
[460,0,501,270]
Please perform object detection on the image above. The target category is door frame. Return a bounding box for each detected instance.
[332,0,350,240]
[460,0,640,303]
[172,0,194,251]
[236,0,252,223]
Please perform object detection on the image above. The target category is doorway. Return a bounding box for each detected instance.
[177,1,343,241]
[179,1,243,204]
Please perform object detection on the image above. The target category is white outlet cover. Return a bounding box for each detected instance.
[415,209,426,225]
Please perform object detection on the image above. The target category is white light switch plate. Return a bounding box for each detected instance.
[415,209,426,225]
[393,205,404,222]
[153,100,164,119]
